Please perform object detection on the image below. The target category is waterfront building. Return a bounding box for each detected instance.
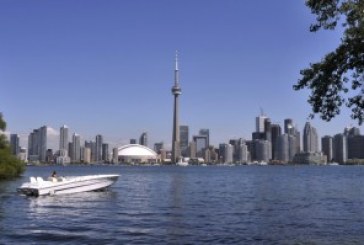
[256,114,268,133]
[189,141,196,159]
[18,147,27,162]
[130,139,137,144]
[284,119,301,154]
[83,147,91,164]
[180,125,189,157]
[139,132,148,147]
[303,122,319,153]
[245,140,256,162]
[154,142,164,154]
[193,135,208,159]
[224,144,234,163]
[10,134,20,156]
[96,135,103,162]
[333,133,347,163]
[171,51,182,163]
[38,126,48,162]
[292,152,327,165]
[117,144,157,164]
[229,138,245,162]
[271,123,281,160]
[46,149,53,163]
[27,126,48,162]
[276,134,296,163]
[112,148,119,164]
[239,143,248,163]
[102,143,109,162]
[199,129,210,148]
[347,135,364,160]
[59,125,69,155]
[284,119,294,134]
[71,133,81,163]
[344,126,360,136]
[255,140,270,162]
[321,136,333,162]
[203,146,218,164]
[85,140,97,162]
[218,143,226,163]
[57,125,70,164]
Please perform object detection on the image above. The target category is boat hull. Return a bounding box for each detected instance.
[18,175,119,197]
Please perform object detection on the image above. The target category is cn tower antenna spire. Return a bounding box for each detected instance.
[175,50,179,70]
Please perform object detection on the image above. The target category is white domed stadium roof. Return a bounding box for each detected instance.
[118,144,157,158]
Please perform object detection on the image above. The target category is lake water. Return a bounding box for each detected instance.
[1,165,364,244]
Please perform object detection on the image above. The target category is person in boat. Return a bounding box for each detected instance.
[50,171,58,182]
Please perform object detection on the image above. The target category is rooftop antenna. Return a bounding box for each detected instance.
[260,107,265,116]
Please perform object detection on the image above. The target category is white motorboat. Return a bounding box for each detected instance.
[17,174,119,197]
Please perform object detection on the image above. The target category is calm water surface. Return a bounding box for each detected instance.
[1,165,364,244]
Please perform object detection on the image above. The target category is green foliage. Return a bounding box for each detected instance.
[294,0,364,124]
[0,113,25,180]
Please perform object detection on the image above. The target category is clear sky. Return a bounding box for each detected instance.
[0,1,359,150]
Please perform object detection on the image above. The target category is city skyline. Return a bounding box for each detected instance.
[1,1,362,149]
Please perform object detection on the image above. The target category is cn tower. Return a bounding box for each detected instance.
[171,51,182,163]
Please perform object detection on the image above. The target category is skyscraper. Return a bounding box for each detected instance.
[180,125,189,157]
[139,132,148,146]
[59,125,69,156]
[96,134,103,162]
[193,135,208,159]
[271,123,281,160]
[102,143,109,162]
[199,129,210,148]
[333,133,347,163]
[10,134,20,156]
[171,51,182,163]
[303,122,319,153]
[28,126,48,162]
[322,136,333,162]
[256,114,268,133]
[72,133,81,162]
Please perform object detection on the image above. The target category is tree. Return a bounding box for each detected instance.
[0,113,24,179]
[294,0,364,124]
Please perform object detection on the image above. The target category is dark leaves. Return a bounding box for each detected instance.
[295,0,364,124]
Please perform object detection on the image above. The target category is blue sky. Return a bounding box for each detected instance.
[0,1,358,149]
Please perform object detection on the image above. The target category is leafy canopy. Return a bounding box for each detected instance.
[0,113,24,179]
[294,0,364,124]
